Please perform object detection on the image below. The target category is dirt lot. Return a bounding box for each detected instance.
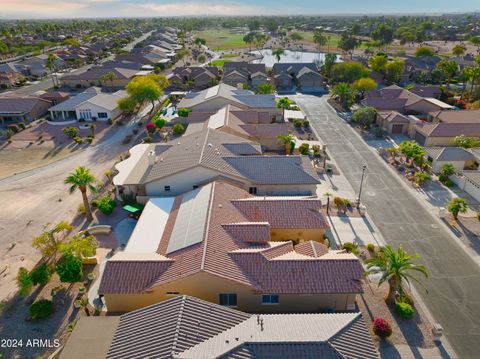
[0,121,116,179]
[0,141,78,179]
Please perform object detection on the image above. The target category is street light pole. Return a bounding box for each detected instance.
[356,164,367,209]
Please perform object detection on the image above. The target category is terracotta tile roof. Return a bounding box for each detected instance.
[435,109,480,123]
[231,197,328,229]
[415,122,480,138]
[100,182,359,296]
[378,111,410,124]
[99,260,172,294]
[222,222,271,243]
[295,241,329,257]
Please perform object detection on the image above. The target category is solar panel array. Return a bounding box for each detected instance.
[166,183,213,253]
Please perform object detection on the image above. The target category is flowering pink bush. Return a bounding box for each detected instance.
[146,122,156,134]
[373,318,392,338]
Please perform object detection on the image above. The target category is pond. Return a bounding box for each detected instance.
[250,49,341,67]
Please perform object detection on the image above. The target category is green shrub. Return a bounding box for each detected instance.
[93,195,117,215]
[312,144,320,153]
[444,179,454,187]
[302,120,310,127]
[30,263,53,286]
[63,127,79,139]
[293,119,303,128]
[29,299,53,320]
[396,301,414,320]
[172,123,185,134]
[56,254,82,283]
[367,243,375,253]
[177,108,191,117]
[17,267,33,297]
[107,118,114,125]
[73,136,82,144]
[7,124,20,133]
[18,122,26,130]
[397,293,414,307]
[342,242,359,254]
[299,143,310,155]
[86,136,94,144]
[154,118,167,129]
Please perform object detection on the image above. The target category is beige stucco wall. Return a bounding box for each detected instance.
[423,136,453,147]
[104,271,357,313]
[271,228,325,243]
[145,167,221,196]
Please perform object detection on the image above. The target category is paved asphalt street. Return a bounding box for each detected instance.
[296,94,480,359]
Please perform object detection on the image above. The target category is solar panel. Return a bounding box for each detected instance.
[166,183,213,253]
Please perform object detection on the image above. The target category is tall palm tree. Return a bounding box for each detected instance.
[366,245,428,303]
[437,60,458,89]
[272,47,285,63]
[46,53,59,88]
[64,167,97,221]
[331,83,352,110]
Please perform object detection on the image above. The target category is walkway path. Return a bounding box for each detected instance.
[295,94,479,359]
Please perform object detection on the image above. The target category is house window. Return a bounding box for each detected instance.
[193,185,199,190]
[261,294,279,305]
[249,187,257,194]
[97,112,108,118]
[164,185,171,191]
[166,291,180,296]
[219,293,237,307]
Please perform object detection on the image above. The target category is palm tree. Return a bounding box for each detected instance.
[277,134,295,155]
[331,83,352,110]
[447,197,468,220]
[64,167,97,221]
[366,245,429,303]
[46,53,59,88]
[272,47,285,63]
[437,60,458,89]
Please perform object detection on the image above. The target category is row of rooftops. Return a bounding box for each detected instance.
[60,296,378,359]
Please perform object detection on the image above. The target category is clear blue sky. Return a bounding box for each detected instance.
[2,0,480,19]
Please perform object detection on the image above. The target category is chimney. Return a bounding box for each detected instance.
[148,150,156,165]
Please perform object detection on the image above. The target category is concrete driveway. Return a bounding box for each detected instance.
[296,94,479,359]
[327,215,386,249]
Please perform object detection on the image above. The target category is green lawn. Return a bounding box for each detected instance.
[211,59,232,67]
[195,29,246,50]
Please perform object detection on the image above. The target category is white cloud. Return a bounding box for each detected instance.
[137,2,262,16]
[0,0,264,18]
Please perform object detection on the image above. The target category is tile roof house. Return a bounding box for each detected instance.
[412,110,480,146]
[273,63,325,92]
[113,128,320,199]
[364,85,452,117]
[60,66,139,89]
[0,94,52,125]
[177,83,281,118]
[376,111,412,134]
[61,296,378,359]
[222,62,269,89]
[424,147,477,173]
[48,87,127,122]
[170,66,220,90]
[186,104,288,150]
[98,181,363,313]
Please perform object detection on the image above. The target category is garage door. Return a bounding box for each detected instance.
[391,124,403,134]
[414,132,427,145]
